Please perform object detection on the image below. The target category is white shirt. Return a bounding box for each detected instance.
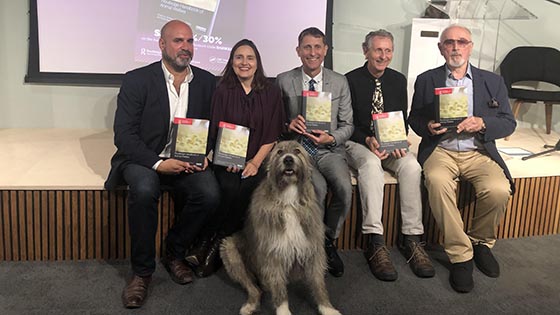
[302,68,323,92]
[153,61,194,169]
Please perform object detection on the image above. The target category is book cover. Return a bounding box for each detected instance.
[435,86,468,129]
[302,91,332,133]
[170,118,209,167]
[372,111,408,153]
[213,121,250,169]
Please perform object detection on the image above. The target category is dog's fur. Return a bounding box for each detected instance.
[220,141,341,315]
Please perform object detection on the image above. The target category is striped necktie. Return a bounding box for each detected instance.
[301,78,319,155]
[309,79,316,91]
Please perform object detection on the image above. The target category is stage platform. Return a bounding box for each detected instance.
[1,128,559,260]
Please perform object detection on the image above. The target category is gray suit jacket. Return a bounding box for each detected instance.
[276,67,353,154]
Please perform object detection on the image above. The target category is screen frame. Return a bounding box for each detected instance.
[25,0,334,86]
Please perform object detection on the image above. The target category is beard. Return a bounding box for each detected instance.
[162,49,192,72]
[447,53,466,68]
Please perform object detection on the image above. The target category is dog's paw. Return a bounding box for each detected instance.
[240,302,258,315]
[276,301,292,315]
[318,305,342,315]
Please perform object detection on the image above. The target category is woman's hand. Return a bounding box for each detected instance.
[241,160,259,179]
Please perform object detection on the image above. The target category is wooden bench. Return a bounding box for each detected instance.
[2,176,559,261]
[1,129,559,261]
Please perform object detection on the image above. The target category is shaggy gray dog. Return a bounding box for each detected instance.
[220,141,341,315]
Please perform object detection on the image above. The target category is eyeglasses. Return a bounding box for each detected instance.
[442,39,472,48]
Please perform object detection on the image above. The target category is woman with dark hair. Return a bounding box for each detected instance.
[187,39,285,277]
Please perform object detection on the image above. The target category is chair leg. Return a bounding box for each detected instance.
[512,99,523,119]
[545,103,552,135]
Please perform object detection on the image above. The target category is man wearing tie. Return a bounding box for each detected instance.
[276,27,354,277]
[345,30,434,282]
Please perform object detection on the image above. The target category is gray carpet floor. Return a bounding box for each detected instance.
[1,235,560,315]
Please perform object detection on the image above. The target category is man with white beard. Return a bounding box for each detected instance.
[408,24,516,293]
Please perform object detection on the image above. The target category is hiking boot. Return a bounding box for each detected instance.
[400,240,435,278]
[364,243,397,281]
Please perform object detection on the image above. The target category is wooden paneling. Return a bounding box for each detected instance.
[337,177,560,250]
[1,176,559,260]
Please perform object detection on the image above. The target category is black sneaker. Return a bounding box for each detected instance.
[400,240,435,278]
[325,238,344,277]
[473,243,500,278]
[364,243,398,281]
[449,259,474,293]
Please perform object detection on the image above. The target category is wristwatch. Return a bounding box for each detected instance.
[328,135,337,148]
[479,120,487,134]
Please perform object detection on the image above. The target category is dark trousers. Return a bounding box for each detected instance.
[122,163,220,276]
[205,165,265,237]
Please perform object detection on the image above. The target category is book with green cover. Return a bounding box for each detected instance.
[372,111,408,153]
[170,118,209,167]
[213,121,250,169]
[302,90,332,133]
[435,86,468,129]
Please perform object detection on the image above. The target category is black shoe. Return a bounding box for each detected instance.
[195,236,223,278]
[186,234,213,267]
[449,259,474,293]
[473,243,500,278]
[399,240,435,278]
[364,243,398,281]
[325,238,344,277]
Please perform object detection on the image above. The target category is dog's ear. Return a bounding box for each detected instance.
[262,154,271,173]
[293,141,314,177]
[266,142,281,173]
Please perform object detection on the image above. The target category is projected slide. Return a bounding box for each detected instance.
[33,0,327,78]
[135,0,246,74]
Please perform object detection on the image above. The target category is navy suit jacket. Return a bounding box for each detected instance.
[408,64,516,193]
[104,61,216,190]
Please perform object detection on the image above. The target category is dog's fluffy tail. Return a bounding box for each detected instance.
[220,234,262,315]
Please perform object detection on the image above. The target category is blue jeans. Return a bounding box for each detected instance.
[122,163,220,276]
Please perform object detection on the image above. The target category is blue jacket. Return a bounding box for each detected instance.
[408,64,516,193]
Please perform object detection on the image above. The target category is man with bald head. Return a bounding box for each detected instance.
[105,20,220,308]
[409,24,516,293]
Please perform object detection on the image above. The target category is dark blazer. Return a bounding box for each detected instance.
[104,61,216,190]
[345,64,408,147]
[408,64,516,193]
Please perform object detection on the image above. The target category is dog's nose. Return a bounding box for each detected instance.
[283,155,294,166]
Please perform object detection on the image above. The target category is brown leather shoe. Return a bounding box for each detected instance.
[162,255,194,285]
[122,275,151,309]
[364,243,398,281]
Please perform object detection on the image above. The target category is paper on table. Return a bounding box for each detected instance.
[498,147,533,156]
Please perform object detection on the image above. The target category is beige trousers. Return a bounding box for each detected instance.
[423,147,511,263]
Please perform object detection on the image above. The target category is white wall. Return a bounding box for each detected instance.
[1,0,559,132]
[0,1,118,129]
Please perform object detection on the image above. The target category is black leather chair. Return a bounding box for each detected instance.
[499,46,560,134]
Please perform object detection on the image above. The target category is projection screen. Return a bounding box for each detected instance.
[26,0,333,85]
